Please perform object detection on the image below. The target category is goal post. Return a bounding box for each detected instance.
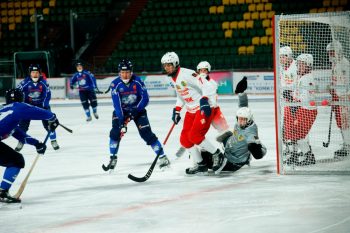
[274,11,350,174]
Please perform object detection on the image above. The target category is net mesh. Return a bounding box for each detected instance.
[275,11,350,174]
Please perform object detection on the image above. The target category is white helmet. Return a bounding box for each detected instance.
[279,46,293,58]
[297,53,313,67]
[161,52,179,67]
[236,107,253,127]
[326,40,343,63]
[197,61,211,72]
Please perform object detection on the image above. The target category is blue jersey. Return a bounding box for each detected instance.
[0,102,55,144]
[110,75,149,121]
[70,70,97,91]
[17,76,51,108]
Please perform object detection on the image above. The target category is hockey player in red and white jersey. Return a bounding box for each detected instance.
[161,52,225,174]
[326,41,350,157]
[174,61,229,159]
[279,46,297,102]
[284,54,317,166]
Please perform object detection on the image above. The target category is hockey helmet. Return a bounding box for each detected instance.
[297,53,313,67]
[118,59,133,72]
[197,61,211,73]
[236,107,253,128]
[29,64,41,73]
[326,40,343,62]
[161,52,179,67]
[279,46,293,58]
[5,88,24,104]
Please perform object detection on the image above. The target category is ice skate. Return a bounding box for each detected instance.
[185,160,208,175]
[51,140,60,150]
[0,189,21,204]
[296,151,316,166]
[159,155,170,169]
[93,112,99,119]
[285,151,300,165]
[334,145,350,157]
[15,141,24,152]
[86,116,92,122]
[212,149,224,171]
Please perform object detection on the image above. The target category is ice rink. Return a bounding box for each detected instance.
[1,97,350,233]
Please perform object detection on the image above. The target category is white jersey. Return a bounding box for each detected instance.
[280,60,297,88]
[331,57,350,98]
[293,73,316,110]
[170,67,217,113]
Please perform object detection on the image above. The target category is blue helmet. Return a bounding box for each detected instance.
[118,59,133,72]
[29,64,41,73]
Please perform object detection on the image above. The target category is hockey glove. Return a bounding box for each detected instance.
[70,85,74,90]
[120,123,127,134]
[200,97,211,117]
[172,107,181,124]
[216,130,233,145]
[94,88,103,94]
[48,114,59,132]
[283,90,293,102]
[235,76,247,94]
[35,142,47,155]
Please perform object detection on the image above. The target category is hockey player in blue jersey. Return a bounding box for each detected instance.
[16,64,60,151]
[70,61,100,122]
[0,88,59,203]
[103,59,170,171]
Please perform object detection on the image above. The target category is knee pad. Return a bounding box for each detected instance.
[139,127,157,145]
[81,101,89,109]
[109,127,121,141]
[11,153,25,168]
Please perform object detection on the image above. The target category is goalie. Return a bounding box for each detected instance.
[202,88,267,174]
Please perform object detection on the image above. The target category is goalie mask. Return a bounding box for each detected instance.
[326,40,343,63]
[197,61,211,73]
[236,107,253,129]
[5,88,24,104]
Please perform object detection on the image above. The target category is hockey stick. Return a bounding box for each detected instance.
[103,86,111,94]
[13,132,51,199]
[128,123,176,183]
[102,118,130,171]
[59,123,73,133]
[323,109,333,147]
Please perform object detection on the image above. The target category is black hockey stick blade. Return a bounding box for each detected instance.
[128,154,160,183]
[102,164,110,171]
[59,123,73,133]
[104,86,111,94]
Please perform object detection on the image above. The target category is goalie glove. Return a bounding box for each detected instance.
[235,76,247,94]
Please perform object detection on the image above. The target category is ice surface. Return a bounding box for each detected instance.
[1,97,349,233]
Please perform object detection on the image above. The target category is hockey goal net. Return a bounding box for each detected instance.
[274,11,350,174]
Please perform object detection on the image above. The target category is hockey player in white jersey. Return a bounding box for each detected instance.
[212,91,267,174]
[279,46,297,102]
[161,52,225,174]
[284,54,318,166]
[326,41,350,157]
